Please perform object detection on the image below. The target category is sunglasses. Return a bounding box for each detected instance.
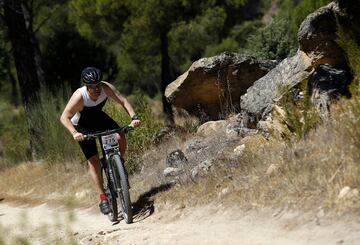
[87,83,101,89]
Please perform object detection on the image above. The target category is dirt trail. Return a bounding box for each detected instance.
[1,201,360,245]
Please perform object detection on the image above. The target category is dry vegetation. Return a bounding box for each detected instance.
[1,96,360,218]
[0,161,95,208]
[137,97,360,216]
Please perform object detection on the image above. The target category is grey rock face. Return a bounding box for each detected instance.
[240,50,313,127]
[163,167,182,177]
[166,149,188,168]
[309,64,351,117]
[165,52,277,122]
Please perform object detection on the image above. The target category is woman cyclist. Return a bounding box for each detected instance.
[60,67,140,214]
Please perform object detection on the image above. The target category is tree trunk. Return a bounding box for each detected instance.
[160,30,175,127]
[2,0,43,160]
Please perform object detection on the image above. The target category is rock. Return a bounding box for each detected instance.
[199,159,214,172]
[298,2,346,66]
[191,159,215,178]
[185,138,204,153]
[218,188,230,197]
[338,186,350,199]
[299,0,360,66]
[163,167,182,177]
[233,144,246,157]
[338,186,359,199]
[266,164,279,176]
[166,150,188,168]
[240,50,312,127]
[309,64,351,118]
[224,115,240,138]
[165,52,277,122]
[196,120,227,137]
[191,166,200,179]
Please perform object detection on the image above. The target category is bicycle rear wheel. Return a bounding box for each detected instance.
[111,154,133,224]
[102,165,118,222]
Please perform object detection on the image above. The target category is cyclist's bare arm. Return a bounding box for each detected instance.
[102,81,140,127]
[60,90,84,140]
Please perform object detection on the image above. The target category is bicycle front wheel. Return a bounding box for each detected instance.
[111,154,133,224]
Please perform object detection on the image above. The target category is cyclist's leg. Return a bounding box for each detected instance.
[116,133,127,156]
[87,153,111,214]
[76,121,111,214]
[77,134,107,197]
[87,154,104,195]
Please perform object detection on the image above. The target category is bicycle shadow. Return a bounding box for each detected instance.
[131,183,173,223]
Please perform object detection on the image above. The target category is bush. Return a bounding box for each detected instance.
[244,18,297,61]
[336,25,360,95]
[31,87,81,164]
[0,102,29,167]
[277,82,320,140]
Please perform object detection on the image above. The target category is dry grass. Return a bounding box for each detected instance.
[147,97,360,215]
[1,96,360,217]
[0,161,95,208]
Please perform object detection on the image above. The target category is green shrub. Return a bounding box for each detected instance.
[0,101,29,167]
[336,25,360,95]
[31,87,81,165]
[231,20,263,46]
[204,20,263,57]
[244,18,297,61]
[278,82,320,140]
[204,38,239,57]
[336,22,360,150]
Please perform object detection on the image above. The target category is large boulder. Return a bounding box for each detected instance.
[298,2,343,66]
[240,50,313,127]
[298,1,360,66]
[165,52,277,122]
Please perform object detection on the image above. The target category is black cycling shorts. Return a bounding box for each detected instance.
[75,112,121,160]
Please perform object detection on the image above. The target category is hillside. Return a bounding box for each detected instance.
[1,0,360,244]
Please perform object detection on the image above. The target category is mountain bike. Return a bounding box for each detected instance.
[85,125,133,224]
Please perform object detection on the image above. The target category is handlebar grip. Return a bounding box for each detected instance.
[124,125,134,133]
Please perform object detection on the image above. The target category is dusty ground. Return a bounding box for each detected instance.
[1,198,360,245]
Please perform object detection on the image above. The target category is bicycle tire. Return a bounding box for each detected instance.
[102,165,118,222]
[111,154,133,224]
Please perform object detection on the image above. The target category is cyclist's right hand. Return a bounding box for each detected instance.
[73,132,84,141]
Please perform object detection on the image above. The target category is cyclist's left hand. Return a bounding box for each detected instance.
[131,119,141,128]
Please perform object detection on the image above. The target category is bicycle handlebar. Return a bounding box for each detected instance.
[84,125,134,140]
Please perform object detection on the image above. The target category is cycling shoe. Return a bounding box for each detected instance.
[99,199,111,215]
